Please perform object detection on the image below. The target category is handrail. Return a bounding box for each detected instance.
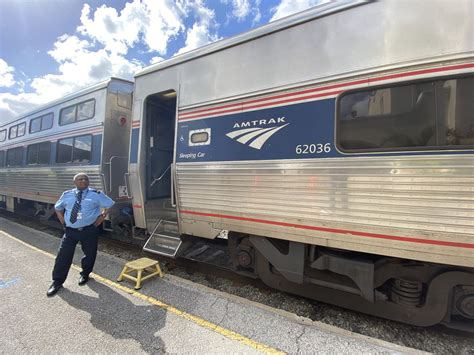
[150,164,171,187]
[171,163,176,207]
[99,173,108,193]
[124,173,132,198]
[104,156,127,193]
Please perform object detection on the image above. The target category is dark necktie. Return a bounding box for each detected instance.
[70,190,83,224]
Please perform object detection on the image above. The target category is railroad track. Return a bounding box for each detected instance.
[1,209,473,354]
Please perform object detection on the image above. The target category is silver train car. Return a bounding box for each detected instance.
[129,0,474,329]
[0,78,134,231]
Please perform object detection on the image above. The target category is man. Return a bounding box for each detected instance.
[47,173,114,297]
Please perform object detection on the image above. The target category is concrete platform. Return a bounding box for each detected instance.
[0,217,425,354]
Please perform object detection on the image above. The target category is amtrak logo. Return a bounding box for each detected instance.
[226,118,289,150]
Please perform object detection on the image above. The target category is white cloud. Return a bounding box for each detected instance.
[0,58,15,88]
[0,92,45,122]
[222,0,261,24]
[0,34,142,124]
[31,34,142,97]
[176,0,219,55]
[78,0,186,56]
[150,56,165,64]
[48,35,91,63]
[141,0,187,54]
[270,0,327,21]
[231,0,251,21]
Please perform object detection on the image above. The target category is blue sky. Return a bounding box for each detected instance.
[0,0,323,124]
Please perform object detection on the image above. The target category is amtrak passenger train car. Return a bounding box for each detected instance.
[0,78,134,229]
[129,0,474,329]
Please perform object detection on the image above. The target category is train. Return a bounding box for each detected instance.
[0,78,134,231]
[1,0,473,330]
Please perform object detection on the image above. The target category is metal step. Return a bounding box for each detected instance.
[160,220,178,233]
[143,218,181,257]
[143,230,182,257]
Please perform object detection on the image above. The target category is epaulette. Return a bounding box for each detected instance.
[90,188,101,194]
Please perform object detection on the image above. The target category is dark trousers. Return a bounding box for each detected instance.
[52,224,99,285]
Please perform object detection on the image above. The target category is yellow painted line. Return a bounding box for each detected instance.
[1,231,283,354]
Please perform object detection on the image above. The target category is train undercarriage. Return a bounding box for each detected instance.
[225,234,474,332]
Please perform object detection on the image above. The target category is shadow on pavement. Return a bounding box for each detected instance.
[59,280,167,353]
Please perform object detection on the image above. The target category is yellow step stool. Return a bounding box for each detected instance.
[117,257,163,290]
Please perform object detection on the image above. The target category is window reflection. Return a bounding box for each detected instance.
[338,77,473,151]
[57,138,73,163]
[60,106,76,125]
[73,135,92,162]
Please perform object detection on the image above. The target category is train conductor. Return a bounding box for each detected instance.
[47,173,115,297]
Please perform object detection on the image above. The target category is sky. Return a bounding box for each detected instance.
[0,0,325,125]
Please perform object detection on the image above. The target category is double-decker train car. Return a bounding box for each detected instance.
[128,0,474,329]
[0,78,134,230]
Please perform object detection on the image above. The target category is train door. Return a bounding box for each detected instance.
[143,90,183,258]
[145,90,176,200]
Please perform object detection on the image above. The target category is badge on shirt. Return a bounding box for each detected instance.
[77,212,83,220]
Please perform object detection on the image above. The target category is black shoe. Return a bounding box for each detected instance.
[47,283,62,297]
[78,275,89,286]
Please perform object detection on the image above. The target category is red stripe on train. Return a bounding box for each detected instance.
[178,63,474,121]
[179,210,474,249]
[180,90,343,121]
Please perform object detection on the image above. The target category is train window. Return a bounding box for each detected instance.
[30,113,54,133]
[72,135,92,163]
[17,122,26,137]
[30,117,41,133]
[57,134,92,163]
[42,113,54,130]
[60,106,76,125]
[27,142,51,165]
[0,151,4,167]
[337,76,474,151]
[57,138,73,163]
[38,142,51,164]
[27,144,39,165]
[189,128,211,146]
[60,99,95,125]
[77,100,95,121]
[9,122,26,139]
[9,125,17,139]
[437,77,474,146]
[6,147,23,166]
[0,130,6,142]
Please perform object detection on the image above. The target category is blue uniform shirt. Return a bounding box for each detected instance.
[55,187,115,228]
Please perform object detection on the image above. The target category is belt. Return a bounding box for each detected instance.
[66,224,94,232]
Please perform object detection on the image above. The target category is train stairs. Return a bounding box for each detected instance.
[143,198,184,258]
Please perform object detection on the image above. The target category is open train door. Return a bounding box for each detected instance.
[145,90,175,200]
[142,90,182,257]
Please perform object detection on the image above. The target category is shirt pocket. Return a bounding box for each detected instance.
[81,198,98,212]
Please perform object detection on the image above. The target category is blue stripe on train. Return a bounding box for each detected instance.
[130,128,139,164]
[176,98,474,163]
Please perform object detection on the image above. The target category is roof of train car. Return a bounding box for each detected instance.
[1,77,133,128]
[135,0,369,78]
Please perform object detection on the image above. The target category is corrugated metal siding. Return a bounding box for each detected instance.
[0,167,103,204]
[176,154,473,240]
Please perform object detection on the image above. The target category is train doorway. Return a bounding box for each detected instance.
[144,90,176,200]
[143,90,182,257]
